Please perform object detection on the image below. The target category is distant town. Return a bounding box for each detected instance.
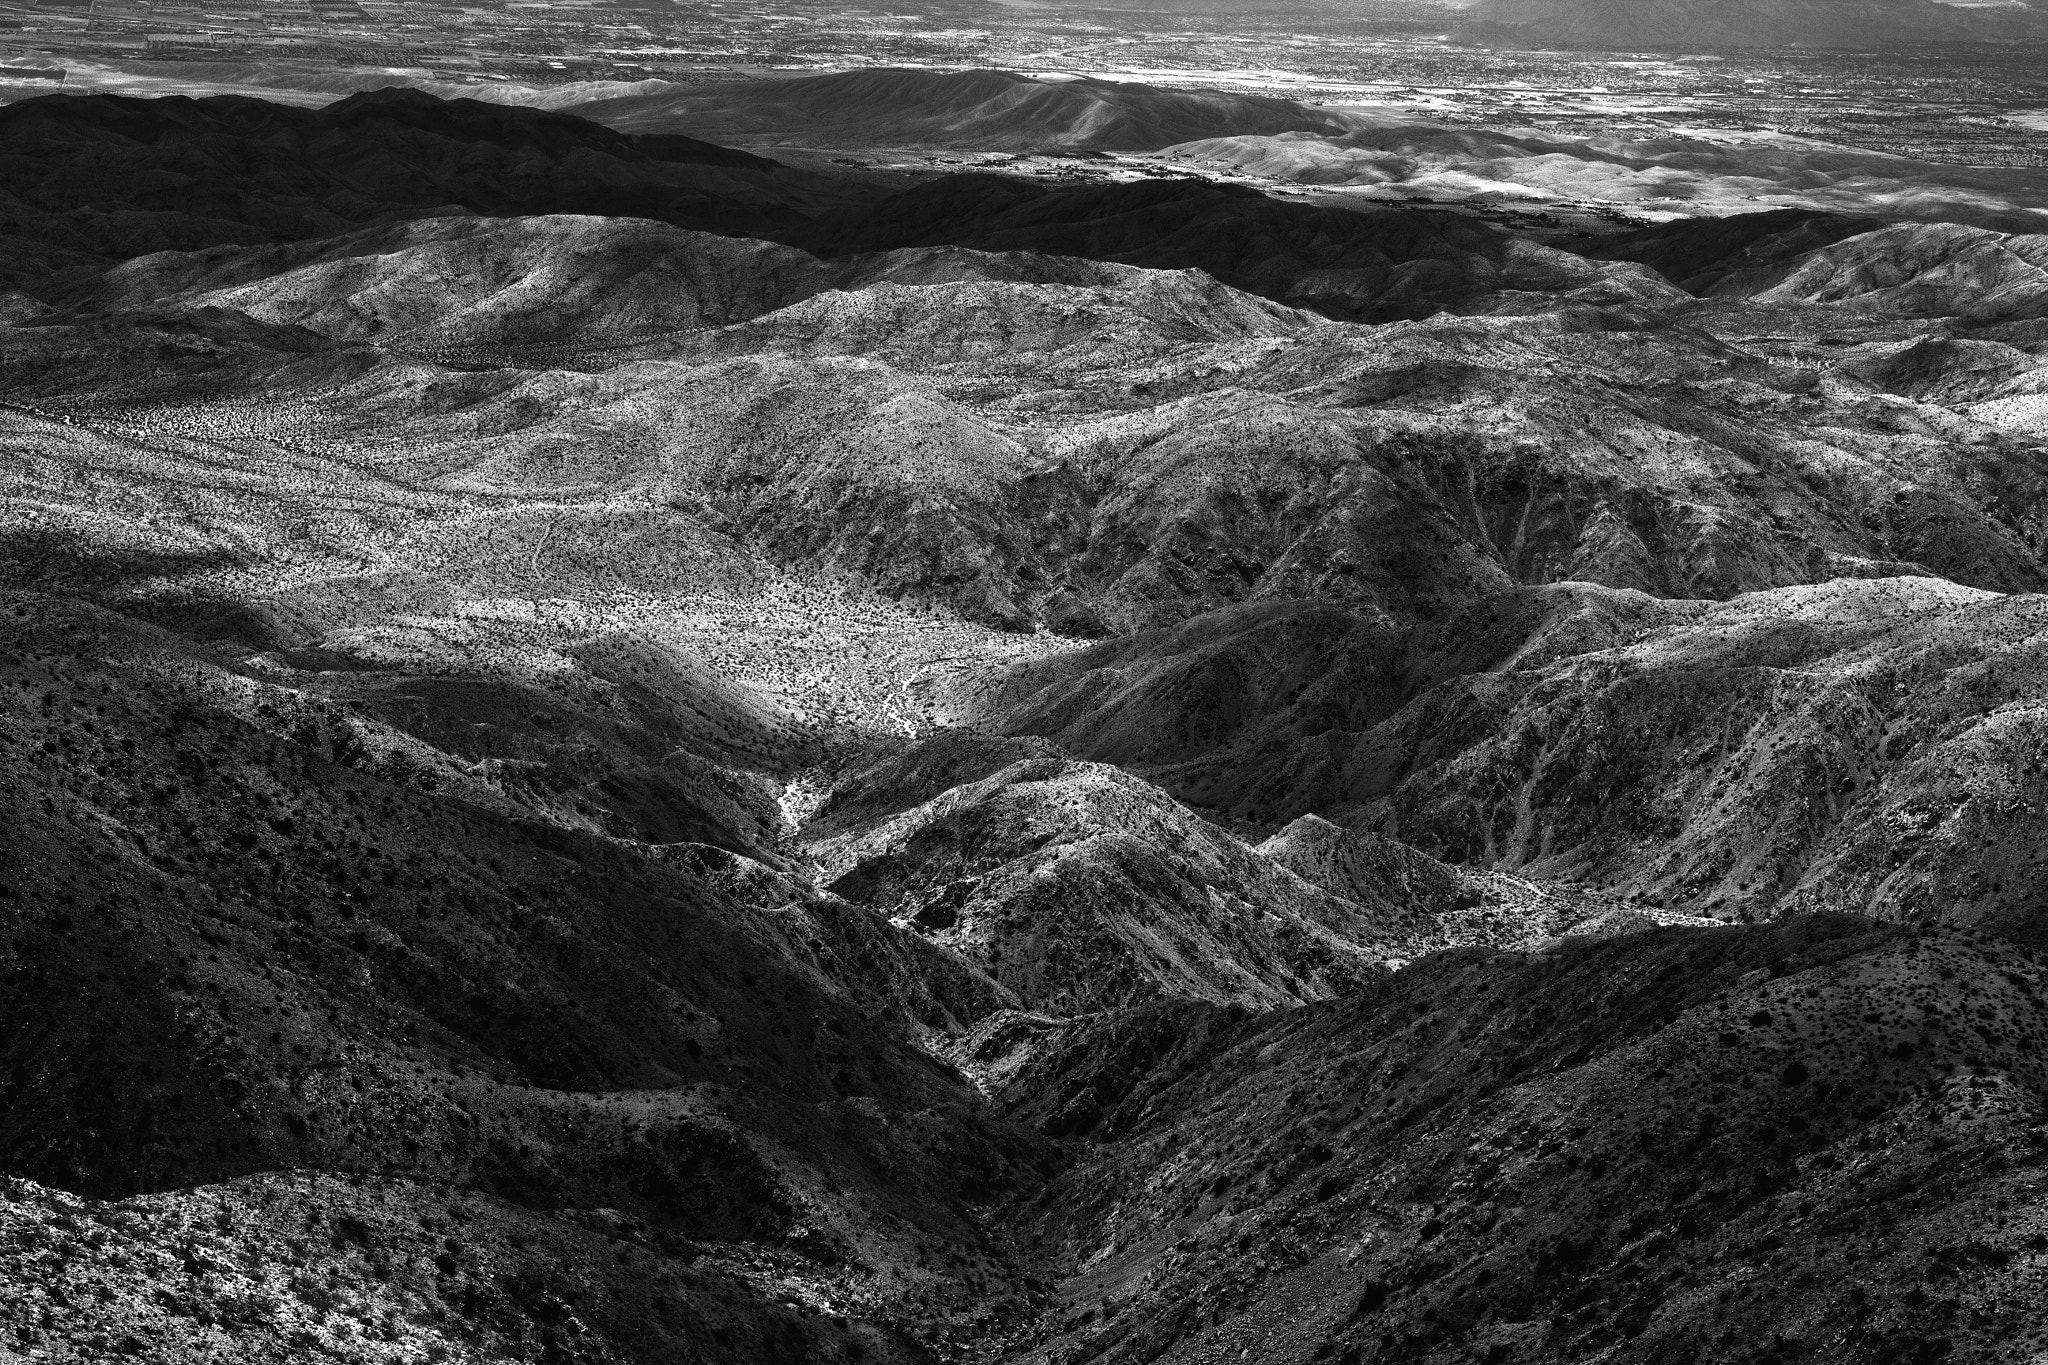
[0,0,801,86]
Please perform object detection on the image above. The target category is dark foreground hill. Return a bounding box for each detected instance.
[1001,915,2048,1365]
[0,589,1047,1359]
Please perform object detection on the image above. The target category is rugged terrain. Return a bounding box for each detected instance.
[5,82,2048,1364]
[0,86,887,299]
[570,68,1356,154]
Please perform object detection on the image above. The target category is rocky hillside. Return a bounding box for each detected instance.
[784,173,1652,322]
[925,576,2048,928]
[999,916,2048,1365]
[810,747,1402,1017]
[24,208,2046,638]
[7,80,2048,1364]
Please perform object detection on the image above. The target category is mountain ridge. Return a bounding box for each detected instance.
[568,67,1356,152]
[7,75,2048,1365]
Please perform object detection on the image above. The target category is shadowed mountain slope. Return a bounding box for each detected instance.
[0,86,869,298]
[1000,915,2048,1365]
[1572,207,1890,296]
[0,586,1047,1357]
[1257,813,1480,923]
[783,173,1657,323]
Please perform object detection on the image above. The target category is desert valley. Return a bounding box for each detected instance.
[6,2,2048,1363]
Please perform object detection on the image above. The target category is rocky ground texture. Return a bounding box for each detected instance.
[5,86,2048,1364]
